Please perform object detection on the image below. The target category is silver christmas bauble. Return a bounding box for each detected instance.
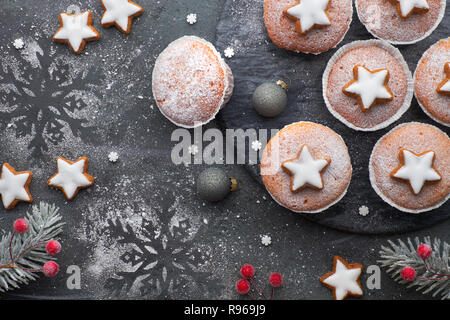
[252,82,287,117]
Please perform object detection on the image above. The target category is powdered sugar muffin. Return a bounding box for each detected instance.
[260,122,352,213]
[152,36,234,128]
[369,122,449,213]
[414,38,450,126]
[323,40,413,131]
[263,0,353,54]
[356,0,446,45]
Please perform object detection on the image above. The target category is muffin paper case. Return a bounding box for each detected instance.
[414,38,450,127]
[263,0,353,55]
[355,0,446,45]
[322,39,414,131]
[369,122,450,214]
[260,121,352,213]
[152,36,234,128]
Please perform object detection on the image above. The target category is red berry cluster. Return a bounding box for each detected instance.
[400,243,450,282]
[235,263,283,299]
[0,218,62,277]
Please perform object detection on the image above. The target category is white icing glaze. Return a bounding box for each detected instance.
[438,62,450,93]
[49,158,92,199]
[53,11,98,52]
[286,0,331,33]
[344,66,393,111]
[0,164,31,209]
[393,150,441,194]
[101,0,142,32]
[282,145,329,190]
[322,258,362,300]
[395,0,429,17]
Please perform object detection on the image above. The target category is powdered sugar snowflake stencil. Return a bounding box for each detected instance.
[0,37,103,162]
[104,192,220,299]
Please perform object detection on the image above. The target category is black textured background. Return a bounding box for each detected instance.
[0,0,448,300]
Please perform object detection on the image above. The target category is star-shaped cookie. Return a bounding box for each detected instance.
[283,0,331,35]
[320,256,363,300]
[282,145,330,192]
[391,0,429,19]
[100,0,144,34]
[0,163,33,210]
[343,65,393,112]
[47,157,94,200]
[53,11,100,54]
[437,62,450,95]
[391,149,441,195]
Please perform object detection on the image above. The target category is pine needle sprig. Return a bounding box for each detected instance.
[0,202,64,292]
[378,237,450,300]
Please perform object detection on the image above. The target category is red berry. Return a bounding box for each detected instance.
[46,240,62,256]
[236,279,250,295]
[269,272,283,287]
[400,266,416,282]
[42,261,59,277]
[417,244,432,260]
[240,264,255,279]
[13,218,29,234]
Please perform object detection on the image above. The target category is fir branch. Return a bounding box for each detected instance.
[378,237,450,300]
[0,202,64,292]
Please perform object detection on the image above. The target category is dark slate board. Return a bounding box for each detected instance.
[215,0,450,234]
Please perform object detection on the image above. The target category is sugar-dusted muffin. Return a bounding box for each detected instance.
[263,0,353,54]
[356,0,446,45]
[414,38,450,126]
[323,40,413,131]
[152,36,234,128]
[369,122,449,213]
[260,122,352,213]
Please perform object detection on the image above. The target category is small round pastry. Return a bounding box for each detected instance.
[356,0,446,45]
[414,38,450,126]
[260,121,352,213]
[263,0,353,54]
[152,36,234,128]
[323,40,413,131]
[369,122,449,213]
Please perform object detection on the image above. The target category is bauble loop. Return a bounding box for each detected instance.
[197,168,233,202]
[252,82,287,117]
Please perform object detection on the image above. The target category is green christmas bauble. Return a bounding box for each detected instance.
[197,168,236,202]
[252,82,287,117]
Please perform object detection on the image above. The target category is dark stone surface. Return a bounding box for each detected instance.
[0,0,448,300]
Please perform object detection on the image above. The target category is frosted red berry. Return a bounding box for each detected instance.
[236,279,250,295]
[240,264,255,279]
[269,272,283,287]
[400,266,416,282]
[13,218,29,234]
[417,244,432,260]
[42,261,59,277]
[46,240,62,256]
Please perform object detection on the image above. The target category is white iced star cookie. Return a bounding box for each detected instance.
[283,0,331,35]
[100,0,143,34]
[437,62,450,95]
[321,256,363,300]
[343,65,393,112]
[0,164,33,210]
[282,145,330,192]
[53,11,100,54]
[391,149,441,195]
[391,0,429,19]
[47,157,94,200]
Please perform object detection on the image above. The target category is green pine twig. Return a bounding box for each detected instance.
[378,237,450,300]
[0,202,64,292]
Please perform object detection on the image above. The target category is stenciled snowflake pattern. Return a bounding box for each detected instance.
[104,192,220,299]
[0,37,103,162]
